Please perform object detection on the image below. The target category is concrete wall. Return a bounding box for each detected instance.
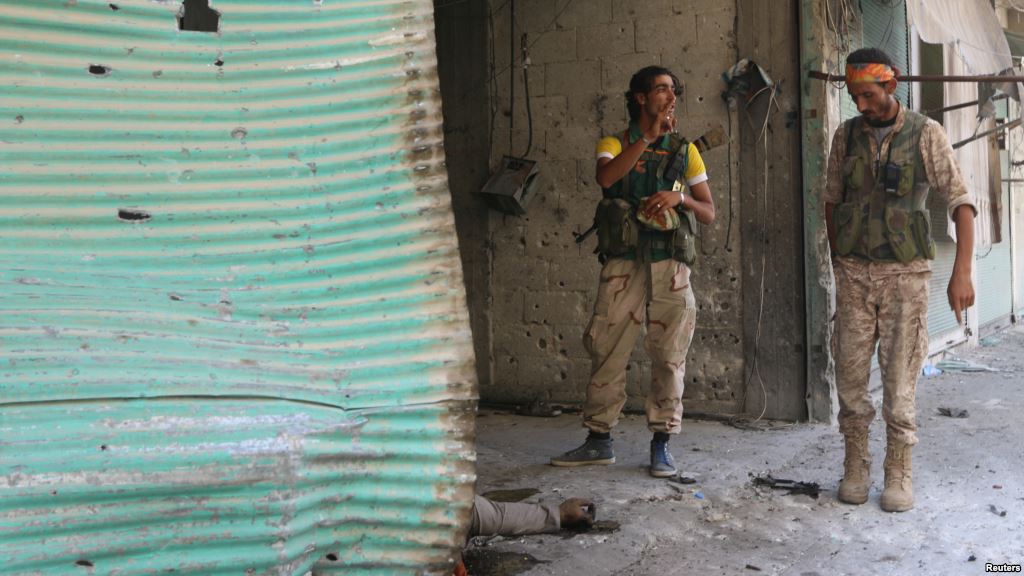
[433,0,813,420]
[484,0,748,416]
[735,0,807,421]
[434,1,494,389]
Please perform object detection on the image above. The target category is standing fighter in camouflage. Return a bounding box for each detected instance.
[551,66,715,477]
[825,48,976,512]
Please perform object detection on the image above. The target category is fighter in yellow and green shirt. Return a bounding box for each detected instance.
[551,66,715,478]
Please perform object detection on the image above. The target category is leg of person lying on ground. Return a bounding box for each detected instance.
[468,495,596,537]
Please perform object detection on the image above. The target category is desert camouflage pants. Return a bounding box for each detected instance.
[833,257,931,445]
[582,258,697,434]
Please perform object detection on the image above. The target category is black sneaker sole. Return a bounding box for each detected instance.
[549,457,616,467]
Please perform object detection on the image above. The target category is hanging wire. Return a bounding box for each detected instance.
[508,0,515,155]
[521,33,534,157]
[729,86,780,431]
[489,0,574,82]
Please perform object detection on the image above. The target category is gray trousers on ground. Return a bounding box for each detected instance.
[468,495,560,537]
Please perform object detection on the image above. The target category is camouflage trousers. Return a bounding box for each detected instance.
[833,257,931,445]
[582,258,697,434]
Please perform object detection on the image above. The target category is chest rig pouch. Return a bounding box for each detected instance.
[592,131,698,264]
[835,112,935,262]
[594,197,638,257]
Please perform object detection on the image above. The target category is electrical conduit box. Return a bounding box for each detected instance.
[478,156,540,215]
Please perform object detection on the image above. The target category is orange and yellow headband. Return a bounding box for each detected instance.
[845,63,896,84]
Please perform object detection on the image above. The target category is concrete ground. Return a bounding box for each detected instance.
[470,326,1024,576]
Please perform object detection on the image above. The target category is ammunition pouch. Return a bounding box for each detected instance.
[912,209,936,260]
[595,198,639,258]
[833,201,863,257]
[670,210,698,265]
[884,206,917,263]
[884,206,935,262]
[842,156,864,197]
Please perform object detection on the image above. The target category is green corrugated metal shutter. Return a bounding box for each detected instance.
[839,1,910,121]
[976,183,1014,327]
[926,213,961,339]
[0,1,477,574]
[861,0,910,105]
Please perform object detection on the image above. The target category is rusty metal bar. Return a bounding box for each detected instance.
[952,118,1024,149]
[924,93,1010,116]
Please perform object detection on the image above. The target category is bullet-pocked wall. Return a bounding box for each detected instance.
[483,0,746,415]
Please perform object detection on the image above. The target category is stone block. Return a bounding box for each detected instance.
[601,52,662,93]
[489,221,526,256]
[695,7,734,46]
[493,287,525,325]
[489,353,520,398]
[575,158,598,195]
[518,354,576,393]
[594,93,629,135]
[493,250,550,291]
[540,124,602,160]
[494,321,554,359]
[611,0,686,21]
[517,1,557,34]
[512,94,568,137]
[549,198,594,236]
[545,60,602,96]
[565,91,619,128]
[577,21,636,60]
[537,158,578,196]
[552,255,598,291]
[525,289,588,326]
[634,14,698,52]
[550,322,591,360]
[554,0,613,28]
[527,28,577,65]
[524,224,577,258]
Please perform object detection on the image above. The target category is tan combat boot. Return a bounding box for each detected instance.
[837,433,871,505]
[881,440,914,512]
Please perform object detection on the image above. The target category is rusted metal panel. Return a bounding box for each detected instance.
[0,0,477,573]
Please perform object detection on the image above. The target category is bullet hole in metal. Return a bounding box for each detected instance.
[108,3,118,9]
[88,64,110,76]
[100,444,108,451]
[178,0,220,33]
[214,57,224,67]
[117,208,151,222]
[75,560,94,568]
[231,127,248,139]
[15,115,24,124]
[325,554,339,562]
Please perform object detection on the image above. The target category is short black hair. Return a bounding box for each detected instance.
[625,66,682,122]
[846,47,895,69]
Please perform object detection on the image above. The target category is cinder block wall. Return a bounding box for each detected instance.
[484,0,744,415]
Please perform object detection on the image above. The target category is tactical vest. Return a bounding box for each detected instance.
[833,110,936,262]
[594,130,697,264]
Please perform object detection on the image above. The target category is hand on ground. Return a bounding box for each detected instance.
[559,498,596,530]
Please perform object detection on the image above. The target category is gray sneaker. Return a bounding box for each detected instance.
[550,436,615,467]
[649,439,677,478]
